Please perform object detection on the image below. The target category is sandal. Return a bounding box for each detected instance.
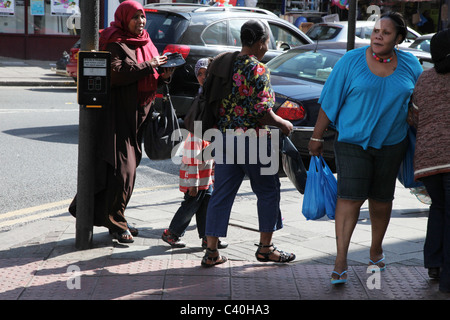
[109,224,138,237]
[255,243,295,263]
[369,254,386,272]
[112,229,134,244]
[127,223,138,237]
[331,270,348,285]
[201,248,228,268]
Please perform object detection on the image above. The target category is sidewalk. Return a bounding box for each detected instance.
[1,56,449,302]
[0,56,76,87]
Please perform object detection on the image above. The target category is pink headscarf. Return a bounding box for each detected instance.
[99,1,159,104]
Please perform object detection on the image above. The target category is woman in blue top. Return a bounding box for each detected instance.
[308,12,423,284]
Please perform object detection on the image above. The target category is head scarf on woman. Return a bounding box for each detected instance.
[99,0,159,104]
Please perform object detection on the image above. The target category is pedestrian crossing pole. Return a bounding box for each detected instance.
[347,0,357,52]
[75,0,100,250]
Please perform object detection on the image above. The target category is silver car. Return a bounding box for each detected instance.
[306,21,421,48]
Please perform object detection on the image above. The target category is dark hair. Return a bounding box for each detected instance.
[430,29,450,74]
[240,20,270,47]
[380,12,407,44]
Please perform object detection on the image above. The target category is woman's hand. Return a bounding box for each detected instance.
[161,67,176,80]
[279,119,293,136]
[149,55,168,69]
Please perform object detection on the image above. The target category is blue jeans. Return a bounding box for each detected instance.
[168,184,213,239]
[205,132,283,237]
[422,173,450,291]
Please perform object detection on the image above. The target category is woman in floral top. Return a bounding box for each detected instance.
[201,20,295,267]
[217,55,275,133]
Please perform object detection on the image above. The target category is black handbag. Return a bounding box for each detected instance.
[280,135,307,194]
[144,84,182,160]
[183,91,214,139]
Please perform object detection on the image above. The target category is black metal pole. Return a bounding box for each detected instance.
[347,0,357,51]
[75,0,100,250]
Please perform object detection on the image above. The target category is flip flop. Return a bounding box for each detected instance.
[331,270,348,285]
[369,255,386,272]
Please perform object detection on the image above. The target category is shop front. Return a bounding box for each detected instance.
[0,0,103,60]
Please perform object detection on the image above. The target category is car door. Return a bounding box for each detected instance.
[264,20,312,62]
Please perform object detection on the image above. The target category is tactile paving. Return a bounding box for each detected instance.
[92,275,164,300]
[102,259,168,276]
[19,275,98,300]
[353,265,437,300]
[164,275,230,299]
[231,275,300,300]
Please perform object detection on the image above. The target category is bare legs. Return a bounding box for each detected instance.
[332,197,391,280]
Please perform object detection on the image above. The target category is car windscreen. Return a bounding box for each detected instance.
[267,49,342,83]
[145,12,189,44]
[307,25,342,41]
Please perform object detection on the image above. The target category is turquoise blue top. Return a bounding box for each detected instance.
[318,46,422,149]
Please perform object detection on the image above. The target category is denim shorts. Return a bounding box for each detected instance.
[334,138,408,202]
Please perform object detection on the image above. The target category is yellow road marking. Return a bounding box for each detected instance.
[0,185,178,228]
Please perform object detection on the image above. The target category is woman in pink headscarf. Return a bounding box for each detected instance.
[69,1,174,243]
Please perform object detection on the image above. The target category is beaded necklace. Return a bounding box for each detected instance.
[372,52,393,63]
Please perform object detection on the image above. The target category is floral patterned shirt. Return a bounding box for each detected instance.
[217,55,274,133]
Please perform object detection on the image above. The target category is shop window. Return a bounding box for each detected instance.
[27,1,80,35]
[0,0,79,35]
[0,1,25,34]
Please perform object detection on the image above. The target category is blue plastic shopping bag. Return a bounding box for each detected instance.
[319,156,337,220]
[398,126,423,188]
[302,156,326,220]
[302,156,337,220]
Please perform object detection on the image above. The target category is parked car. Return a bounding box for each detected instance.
[63,5,313,113]
[306,21,421,48]
[143,3,313,117]
[266,42,433,170]
[66,39,80,82]
[409,33,434,52]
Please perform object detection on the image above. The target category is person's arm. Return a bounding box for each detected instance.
[308,107,331,156]
[107,42,169,87]
[258,109,293,136]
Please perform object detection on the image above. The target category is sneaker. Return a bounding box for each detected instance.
[201,237,229,249]
[161,229,186,248]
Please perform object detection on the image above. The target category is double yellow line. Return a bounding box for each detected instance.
[0,199,72,229]
[0,185,178,229]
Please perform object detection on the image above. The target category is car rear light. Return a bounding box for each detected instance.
[162,44,190,59]
[70,48,79,62]
[275,100,305,121]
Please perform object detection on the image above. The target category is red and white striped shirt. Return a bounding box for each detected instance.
[179,133,214,193]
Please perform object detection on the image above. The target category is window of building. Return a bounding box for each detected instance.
[0,0,79,35]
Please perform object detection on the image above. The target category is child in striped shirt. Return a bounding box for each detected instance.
[162,58,227,249]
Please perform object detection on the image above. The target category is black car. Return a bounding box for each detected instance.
[143,3,313,117]
[266,42,433,171]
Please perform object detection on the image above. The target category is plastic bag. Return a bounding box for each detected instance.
[398,126,423,188]
[319,156,337,219]
[302,156,325,220]
[301,156,337,220]
[280,135,307,194]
